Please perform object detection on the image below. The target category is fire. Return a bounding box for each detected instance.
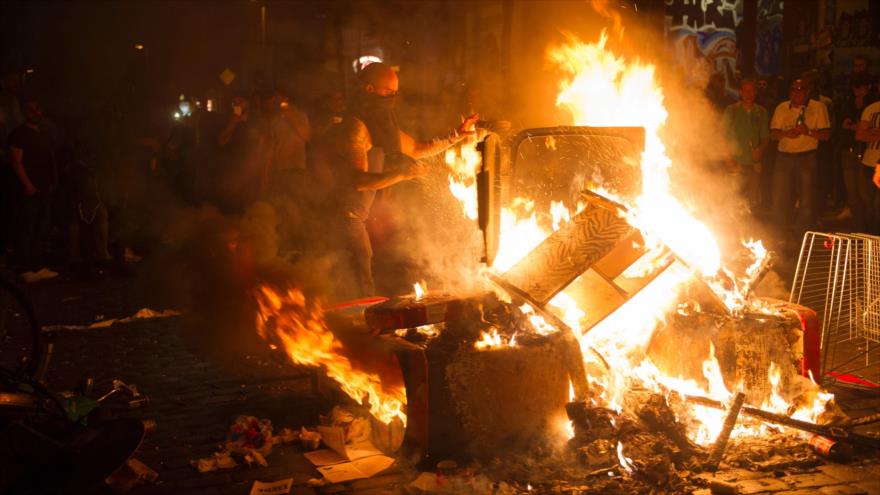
[254,285,406,425]
[544,31,834,444]
[475,327,517,350]
[519,303,559,336]
[549,32,721,277]
[413,281,426,300]
[445,141,480,221]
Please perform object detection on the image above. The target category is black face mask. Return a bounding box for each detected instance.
[365,92,397,111]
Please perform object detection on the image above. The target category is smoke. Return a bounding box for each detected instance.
[752,269,790,300]
[369,155,486,295]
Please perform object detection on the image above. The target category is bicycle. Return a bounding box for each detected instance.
[0,270,145,494]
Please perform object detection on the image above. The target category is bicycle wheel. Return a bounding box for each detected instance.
[0,275,48,382]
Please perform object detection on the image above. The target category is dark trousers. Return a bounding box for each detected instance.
[14,191,52,269]
[772,151,817,237]
[343,215,375,297]
[841,149,880,234]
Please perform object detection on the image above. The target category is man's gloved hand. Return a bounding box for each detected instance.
[874,165,880,189]
[457,114,480,137]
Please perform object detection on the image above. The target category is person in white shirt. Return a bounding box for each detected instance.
[856,95,880,232]
[769,79,831,239]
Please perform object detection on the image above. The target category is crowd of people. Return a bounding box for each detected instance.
[1,55,879,293]
[0,62,479,295]
[719,55,880,245]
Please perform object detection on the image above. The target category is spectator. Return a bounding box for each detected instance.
[266,89,310,195]
[723,79,769,212]
[852,54,871,76]
[838,73,876,232]
[0,70,24,260]
[261,89,311,253]
[855,81,880,232]
[6,95,58,270]
[66,143,110,277]
[164,98,200,205]
[706,72,733,114]
[769,79,831,244]
[0,69,23,148]
[216,94,266,213]
[309,90,345,143]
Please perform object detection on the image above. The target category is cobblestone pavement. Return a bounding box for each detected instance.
[11,268,880,495]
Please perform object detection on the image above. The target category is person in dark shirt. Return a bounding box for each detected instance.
[216,94,267,213]
[6,96,57,269]
[838,73,877,231]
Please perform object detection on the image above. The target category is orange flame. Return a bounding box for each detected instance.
[254,285,406,425]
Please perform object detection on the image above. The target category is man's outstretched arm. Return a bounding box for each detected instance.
[400,114,479,159]
[336,118,426,191]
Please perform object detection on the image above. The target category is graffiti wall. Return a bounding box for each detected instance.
[664,0,743,95]
[755,0,783,76]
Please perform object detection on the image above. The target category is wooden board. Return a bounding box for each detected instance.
[500,196,635,306]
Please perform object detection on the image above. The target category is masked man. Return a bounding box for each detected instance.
[325,63,477,296]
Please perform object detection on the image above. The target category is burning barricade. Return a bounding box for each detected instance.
[247,29,878,491]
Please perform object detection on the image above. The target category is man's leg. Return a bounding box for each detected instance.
[344,217,375,297]
[14,193,39,270]
[794,153,818,236]
[841,150,866,231]
[858,165,880,234]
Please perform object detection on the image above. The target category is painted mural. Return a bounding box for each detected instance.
[664,0,743,96]
[755,0,783,76]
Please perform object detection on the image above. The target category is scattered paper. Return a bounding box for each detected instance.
[316,455,395,484]
[191,416,301,472]
[43,308,182,331]
[303,425,394,483]
[318,425,382,461]
[192,451,238,473]
[21,267,58,283]
[249,478,292,495]
[105,458,159,492]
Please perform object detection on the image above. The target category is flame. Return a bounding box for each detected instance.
[445,139,480,221]
[549,32,721,277]
[254,285,406,424]
[475,327,517,350]
[616,441,635,474]
[413,281,426,300]
[435,30,833,445]
[519,303,559,336]
[550,200,571,231]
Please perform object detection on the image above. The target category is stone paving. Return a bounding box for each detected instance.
[12,268,880,495]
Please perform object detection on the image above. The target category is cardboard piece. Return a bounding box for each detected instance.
[302,425,394,483]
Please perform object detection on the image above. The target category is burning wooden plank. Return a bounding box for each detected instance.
[498,191,636,307]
